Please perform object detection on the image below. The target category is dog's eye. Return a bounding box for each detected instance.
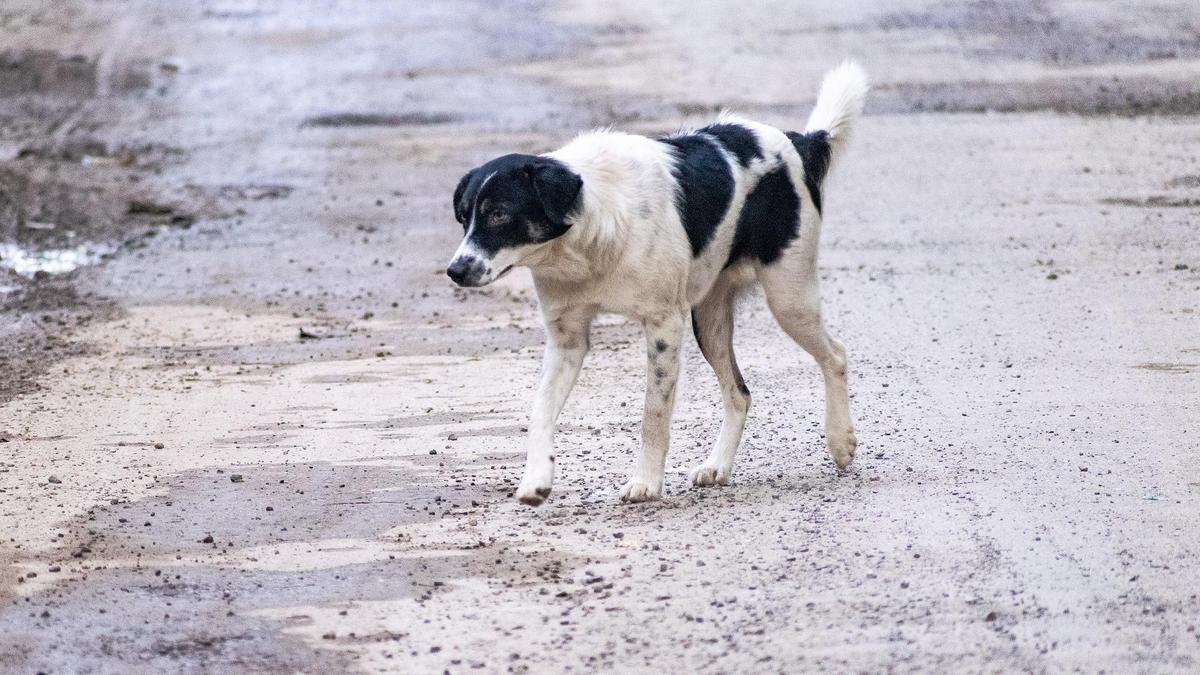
[486,208,512,226]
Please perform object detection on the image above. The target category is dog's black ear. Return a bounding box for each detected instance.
[452,169,476,224]
[526,160,582,228]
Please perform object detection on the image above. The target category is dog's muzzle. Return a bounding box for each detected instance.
[446,254,487,287]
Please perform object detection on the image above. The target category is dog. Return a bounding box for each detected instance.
[447,62,867,505]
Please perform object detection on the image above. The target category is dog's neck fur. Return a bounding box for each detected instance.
[525,131,652,284]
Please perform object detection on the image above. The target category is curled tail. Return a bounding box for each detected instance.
[804,60,868,172]
[787,61,868,214]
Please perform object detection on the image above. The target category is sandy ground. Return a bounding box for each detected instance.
[2,1,1199,673]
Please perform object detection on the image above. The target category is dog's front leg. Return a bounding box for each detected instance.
[620,310,687,503]
[514,311,591,506]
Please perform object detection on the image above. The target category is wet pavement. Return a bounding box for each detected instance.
[1,0,1199,672]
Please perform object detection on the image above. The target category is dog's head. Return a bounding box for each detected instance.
[447,154,582,287]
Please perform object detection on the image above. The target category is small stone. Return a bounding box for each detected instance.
[985,610,998,622]
[1079,466,1088,472]
[48,566,60,573]
[1175,263,1189,271]
[322,632,336,640]
[200,534,214,544]
[154,442,165,449]
[47,475,61,484]
[230,474,244,483]
[1046,273,1059,280]
[429,449,437,455]
[447,433,458,441]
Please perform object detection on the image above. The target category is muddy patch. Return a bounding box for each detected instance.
[0,154,200,403]
[0,159,194,252]
[0,277,117,403]
[0,459,580,673]
[0,49,97,98]
[211,183,295,201]
[868,0,1200,115]
[1134,362,1198,374]
[302,111,457,128]
[871,76,1200,116]
[1101,196,1200,209]
[877,0,1200,66]
[1166,175,1200,189]
[0,44,196,405]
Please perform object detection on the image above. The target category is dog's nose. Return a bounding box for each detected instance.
[446,256,474,285]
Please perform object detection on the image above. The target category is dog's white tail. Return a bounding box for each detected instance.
[805,61,868,170]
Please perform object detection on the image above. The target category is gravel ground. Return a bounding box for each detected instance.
[1,1,1198,673]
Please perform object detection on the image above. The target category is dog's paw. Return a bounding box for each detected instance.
[689,463,730,488]
[829,430,858,470]
[619,479,661,503]
[515,479,552,506]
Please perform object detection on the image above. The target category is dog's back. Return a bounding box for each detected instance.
[539,61,868,310]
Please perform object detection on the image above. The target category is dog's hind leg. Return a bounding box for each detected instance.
[515,309,593,506]
[620,309,688,503]
[758,257,857,470]
[688,274,750,487]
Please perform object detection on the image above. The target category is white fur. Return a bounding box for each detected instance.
[805,60,869,170]
[490,63,868,505]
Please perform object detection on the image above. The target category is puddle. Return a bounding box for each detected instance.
[0,242,115,277]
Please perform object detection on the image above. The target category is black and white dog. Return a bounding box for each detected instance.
[447,63,867,505]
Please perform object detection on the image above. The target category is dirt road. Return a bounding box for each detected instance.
[2,1,1199,672]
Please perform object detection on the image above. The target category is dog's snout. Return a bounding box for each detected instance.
[447,256,481,286]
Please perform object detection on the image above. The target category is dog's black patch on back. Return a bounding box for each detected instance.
[660,134,734,256]
[785,130,831,215]
[726,165,800,267]
[699,123,762,167]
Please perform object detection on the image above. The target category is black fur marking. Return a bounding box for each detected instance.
[699,123,762,167]
[659,134,734,257]
[726,165,800,267]
[655,339,668,353]
[737,379,750,397]
[785,130,831,215]
[452,169,476,225]
[452,154,582,255]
